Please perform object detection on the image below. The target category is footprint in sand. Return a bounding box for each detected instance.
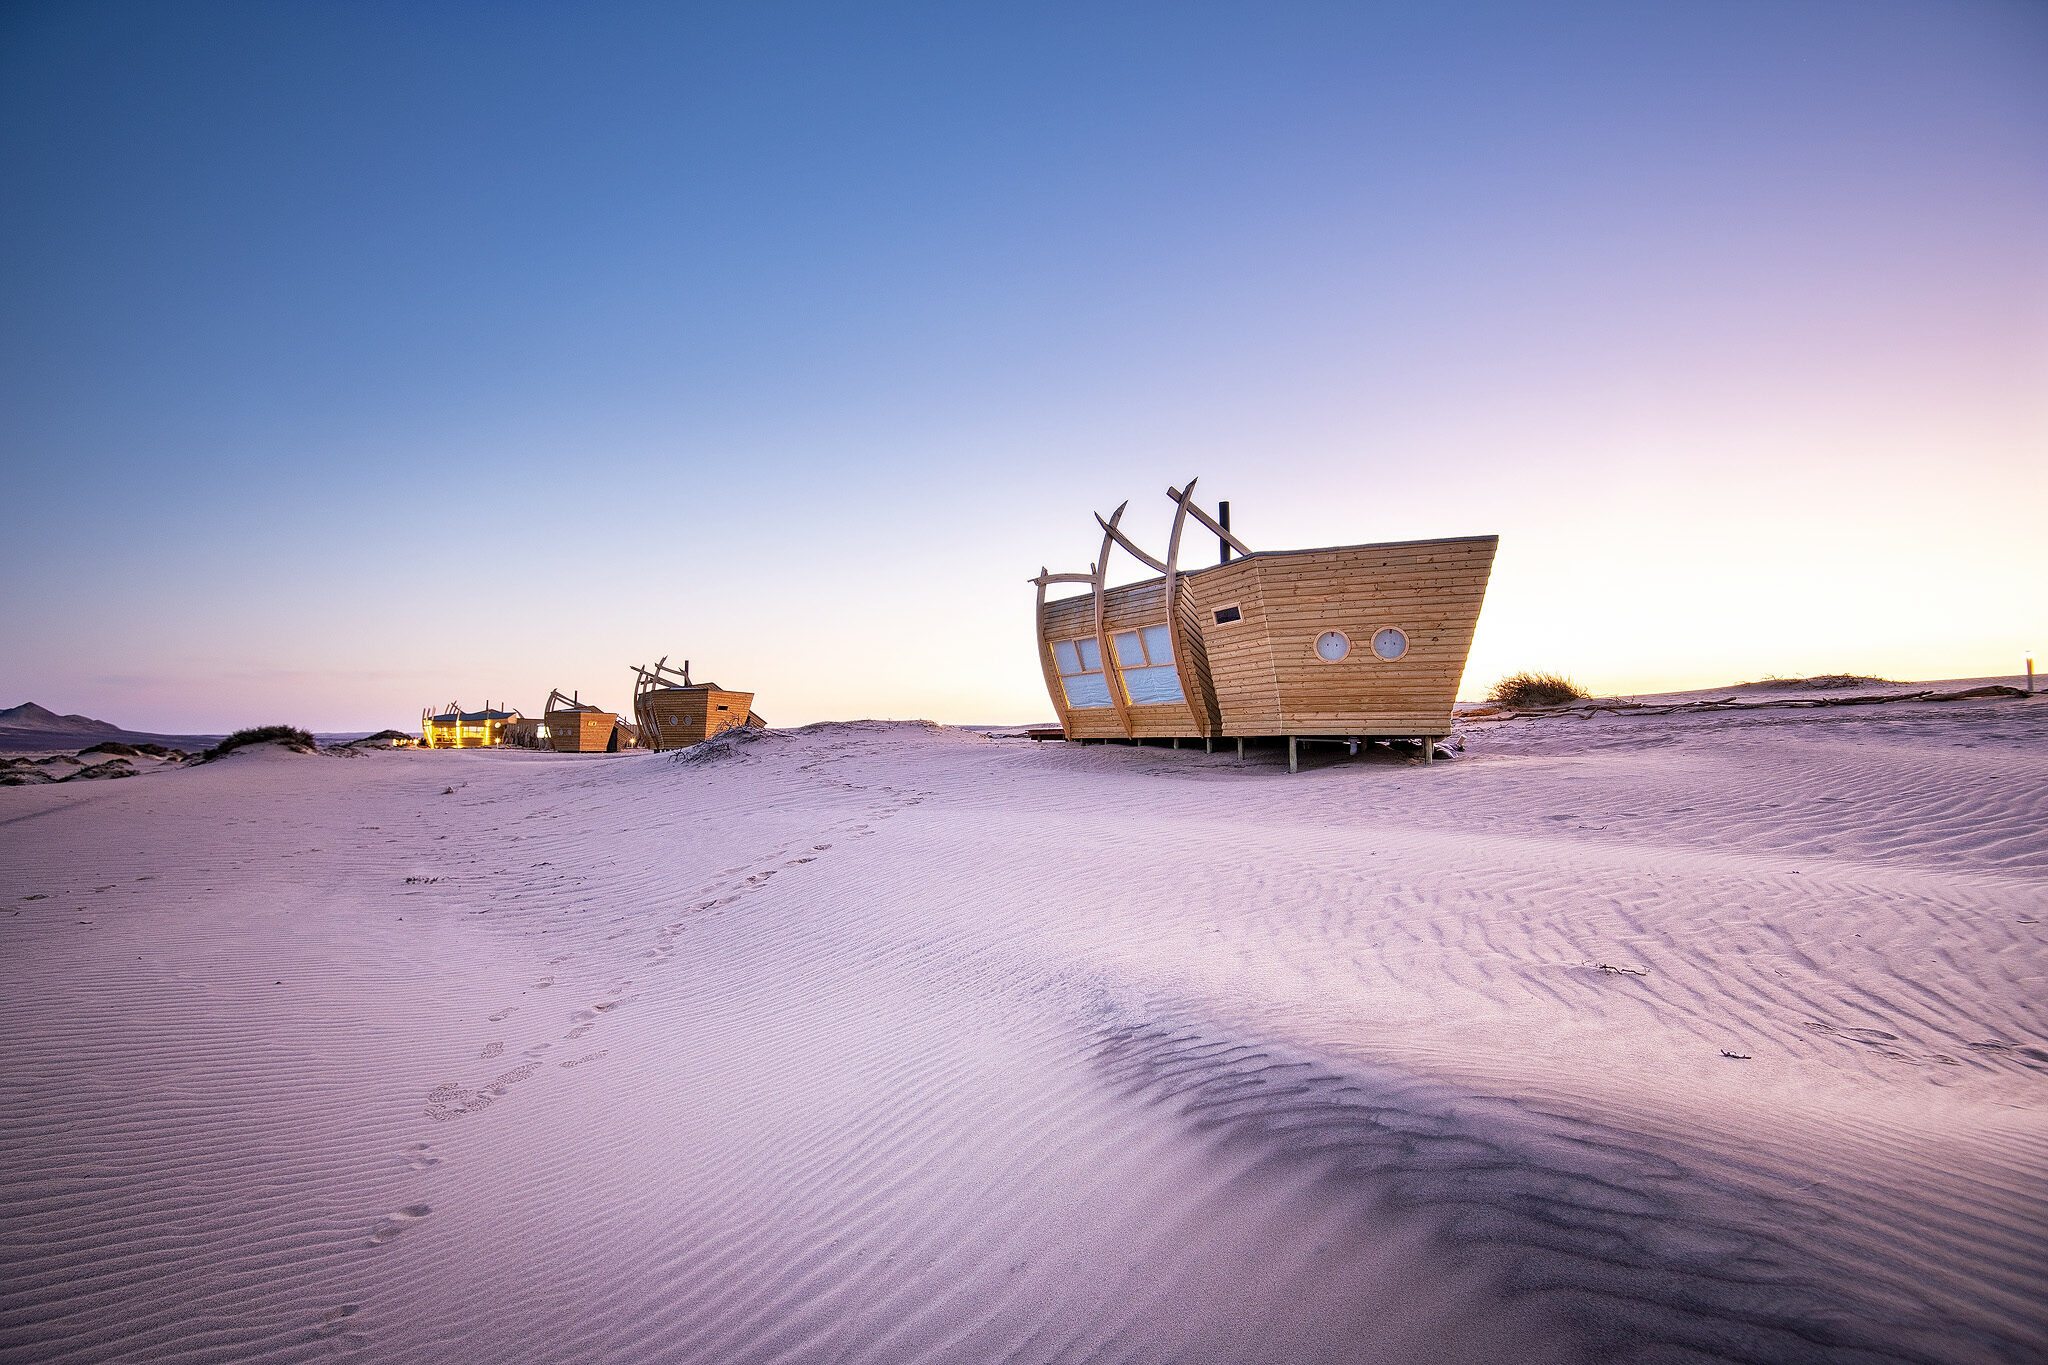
[1841,1027,1900,1044]
[479,1041,504,1059]
[368,1205,432,1245]
[422,1061,543,1121]
[317,1304,361,1333]
[401,1143,438,1171]
[315,1303,367,1350]
[487,1006,517,1022]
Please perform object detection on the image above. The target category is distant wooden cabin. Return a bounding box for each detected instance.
[500,716,546,749]
[1032,482,1496,770]
[629,658,764,752]
[421,701,522,748]
[543,689,622,754]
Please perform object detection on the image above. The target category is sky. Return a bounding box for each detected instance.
[2,1,2043,732]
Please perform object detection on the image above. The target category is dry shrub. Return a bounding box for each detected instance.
[204,725,317,760]
[1487,671,1589,708]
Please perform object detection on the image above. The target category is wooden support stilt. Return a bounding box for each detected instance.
[1205,737,1213,754]
[1422,736,1434,766]
[1172,737,1179,750]
[1236,737,1244,760]
[1348,737,1359,756]
[1288,736,1298,774]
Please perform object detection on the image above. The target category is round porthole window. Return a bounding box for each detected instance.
[1314,630,1350,662]
[1372,627,1408,661]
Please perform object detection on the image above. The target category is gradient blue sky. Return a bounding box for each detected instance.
[3,1,2043,732]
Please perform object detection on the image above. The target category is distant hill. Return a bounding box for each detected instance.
[0,702,217,754]
[0,702,122,734]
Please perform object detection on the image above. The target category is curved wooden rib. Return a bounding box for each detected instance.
[1162,475,1211,738]
[1032,568,1070,737]
[1032,566,1097,738]
[1093,504,1136,739]
[1167,484,1252,558]
[1095,512,1169,575]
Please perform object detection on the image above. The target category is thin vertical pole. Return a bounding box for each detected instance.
[1236,737,1244,760]
[1288,736,1297,774]
[2029,654,2036,694]
[1219,502,1232,564]
[1422,736,1434,766]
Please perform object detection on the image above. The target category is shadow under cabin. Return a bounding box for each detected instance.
[629,657,764,751]
[1032,480,1497,772]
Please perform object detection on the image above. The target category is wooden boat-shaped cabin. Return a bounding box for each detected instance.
[544,689,622,753]
[1032,482,1496,768]
[629,658,765,752]
[499,716,547,749]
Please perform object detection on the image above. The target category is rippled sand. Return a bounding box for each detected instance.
[2,693,2042,1363]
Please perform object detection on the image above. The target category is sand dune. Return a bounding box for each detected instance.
[1,693,2042,1362]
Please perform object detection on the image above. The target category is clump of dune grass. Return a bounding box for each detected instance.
[203,725,317,761]
[1487,671,1589,708]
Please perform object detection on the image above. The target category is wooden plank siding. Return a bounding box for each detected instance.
[546,708,619,753]
[1035,533,1496,741]
[1181,559,1282,733]
[1173,577,1222,738]
[1185,537,1497,736]
[635,688,757,750]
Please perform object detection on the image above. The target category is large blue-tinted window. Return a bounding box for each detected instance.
[1053,635,1113,709]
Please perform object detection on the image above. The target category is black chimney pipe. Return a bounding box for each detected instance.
[1219,501,1231,563]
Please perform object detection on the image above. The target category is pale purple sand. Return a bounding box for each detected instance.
[1,688,2042,1362]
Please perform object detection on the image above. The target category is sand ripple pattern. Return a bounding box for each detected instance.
[1,703,2043,1362]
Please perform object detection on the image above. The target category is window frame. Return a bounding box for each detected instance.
[1051,624,1184,708]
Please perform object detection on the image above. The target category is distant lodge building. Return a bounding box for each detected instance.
[1032,481,1497,771]
[415,661,761,754]
[421,702,523,749]
[419,696,639,751]
[630,657,764,751]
